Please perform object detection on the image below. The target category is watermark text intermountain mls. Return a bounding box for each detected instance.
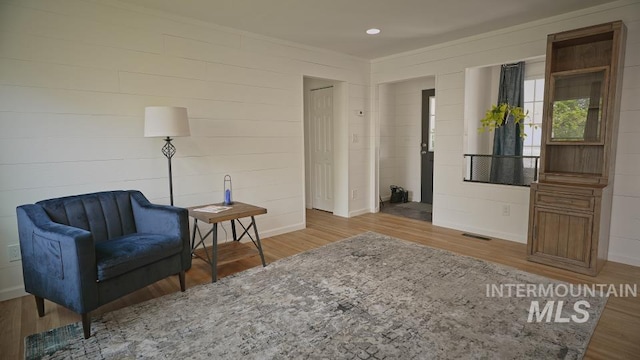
[486,283,637,298]
[486,283,637,323]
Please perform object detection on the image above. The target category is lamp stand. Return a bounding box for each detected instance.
[161,137,177,206]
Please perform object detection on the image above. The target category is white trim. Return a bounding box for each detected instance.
[370,83,380,214]
[259,223,306,239]
[371,0,637,63]
[608,253,640,268]
[433,219,527,244]
[0,222,304,302]
[0,285,27,302]
[108,0,369,62]
[349,208,371,217]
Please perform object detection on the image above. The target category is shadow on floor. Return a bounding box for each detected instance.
[380,201,432,222]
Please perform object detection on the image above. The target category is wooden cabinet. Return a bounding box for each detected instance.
[527,21,626,276]
[528,183,612,275]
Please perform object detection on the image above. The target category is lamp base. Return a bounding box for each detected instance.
[162,137,175,206]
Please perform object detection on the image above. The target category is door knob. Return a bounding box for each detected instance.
[421,150,427,154]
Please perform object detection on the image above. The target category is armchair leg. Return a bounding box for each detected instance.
[34,296,45,317]
[81,313,91,339]
[178,270,186,292]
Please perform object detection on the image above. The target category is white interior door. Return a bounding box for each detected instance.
[310,87,334,212]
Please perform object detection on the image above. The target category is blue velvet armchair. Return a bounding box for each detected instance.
[16,190,191,338]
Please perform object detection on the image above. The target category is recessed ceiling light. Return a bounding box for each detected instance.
[366,28,381,35]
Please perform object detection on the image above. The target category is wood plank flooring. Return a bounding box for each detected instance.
[1,209,638,359]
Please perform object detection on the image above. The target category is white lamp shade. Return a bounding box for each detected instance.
[144,106,190,138]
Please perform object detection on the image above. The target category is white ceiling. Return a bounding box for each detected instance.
[124,0,617,59]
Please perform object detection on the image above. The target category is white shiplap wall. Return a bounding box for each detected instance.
[372,0,640,266]
[0,0,370,300]
[348,82,372,217]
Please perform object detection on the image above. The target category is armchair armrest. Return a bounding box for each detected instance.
[17,205,99,313]
[130,192,188,237]
[130,191,191,267]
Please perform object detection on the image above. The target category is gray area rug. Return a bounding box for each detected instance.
[25,232,606,359]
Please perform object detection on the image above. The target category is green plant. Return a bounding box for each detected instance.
[478,103,529,137]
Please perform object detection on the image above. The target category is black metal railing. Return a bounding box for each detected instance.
[464,154,540,186]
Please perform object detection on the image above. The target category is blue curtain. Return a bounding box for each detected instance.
[490,62,525,185]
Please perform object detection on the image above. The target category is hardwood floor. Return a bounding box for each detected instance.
[1,209,639,359]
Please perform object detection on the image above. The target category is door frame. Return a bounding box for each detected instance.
[303,76,349,218]
[372,76,437,213]
[421,89,435,204]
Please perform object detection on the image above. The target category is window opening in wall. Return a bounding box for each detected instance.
[464,68,543,187]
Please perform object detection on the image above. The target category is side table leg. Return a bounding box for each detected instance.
[251,216,267,267]
[231,219,238,241]
[190,219,198,254]
[212,223,218,283]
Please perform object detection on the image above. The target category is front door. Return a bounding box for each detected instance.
[309,87,334,212]
[421,89,435,204]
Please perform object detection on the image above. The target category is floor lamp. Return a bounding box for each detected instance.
[144,106,190,206]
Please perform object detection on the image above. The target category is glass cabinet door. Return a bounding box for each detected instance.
[548,67,608,143]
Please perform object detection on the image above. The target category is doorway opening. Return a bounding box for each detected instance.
[308,85,334,212]
[303,76,349,218]
[377,77,435,222]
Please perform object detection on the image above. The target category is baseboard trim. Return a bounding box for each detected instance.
[608,253,640,267]
[349,208,370,217]
[260,223,305,239]
[0,224,305,302]
[432,219,526,244]
[432,221,640,267]
[196,222,306,246]
[0,285,27,302]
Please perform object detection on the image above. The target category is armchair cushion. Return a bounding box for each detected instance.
[95,233,183,281]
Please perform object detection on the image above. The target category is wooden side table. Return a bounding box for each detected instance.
[187,202,267,282]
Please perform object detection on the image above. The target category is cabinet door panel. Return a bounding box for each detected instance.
[534,208,592,266]
[541,212,560,256]
[536,210,548,254]
[548,68,608,144]
[568,215,589,261]
[556,215,570,258]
